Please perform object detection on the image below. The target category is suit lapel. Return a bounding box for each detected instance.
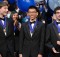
[52,22,60,39]
[32,21,39,37]
[0,24,5,35]
[25,22,38,38]
[32,21,42,38]
[0,24,4,32]
[25,21,42,38]
[25,22,31,37]
[6,19,9,36]
[0,19,9,36]
[0,24,3,29]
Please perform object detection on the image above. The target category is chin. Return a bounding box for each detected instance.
[30,17,34,19]
[4,14,7,16]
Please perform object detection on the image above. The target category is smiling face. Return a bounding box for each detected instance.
[27,8,38,20]
[12,13,18,21]
[0,5,8,16]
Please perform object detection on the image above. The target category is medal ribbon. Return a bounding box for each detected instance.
[0,17,6,29]
[28,19,38,33]
[54,21,60,33]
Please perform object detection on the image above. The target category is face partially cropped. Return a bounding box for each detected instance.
[27,8,38,20]
[55,10,60,20]
[0,5,8,16]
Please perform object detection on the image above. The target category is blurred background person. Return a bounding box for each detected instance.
[10,11,21,57]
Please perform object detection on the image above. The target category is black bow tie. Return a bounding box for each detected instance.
[56,22,60,24]
[30,21,36,24]
[0,18,5,21]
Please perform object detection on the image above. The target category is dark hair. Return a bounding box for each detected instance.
[0,1,8,8]
[10,11,18,18]
[28,6,38,12]
[54,6,60,14]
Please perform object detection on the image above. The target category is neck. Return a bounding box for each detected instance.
[0,14,4,19]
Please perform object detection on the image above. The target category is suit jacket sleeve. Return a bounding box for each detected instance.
[19,24,24,54]
[39,24,45,55]
[45,25,54,49]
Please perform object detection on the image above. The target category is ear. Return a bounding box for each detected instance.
[37,12,38,16]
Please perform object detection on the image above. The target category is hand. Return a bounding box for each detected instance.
[19,54,22,57]
[57,41,60,45]
[0,54,2,57]
[52,47,60,53]
[38,54,42,57]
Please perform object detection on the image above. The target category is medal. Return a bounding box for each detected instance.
[58,33,60,36]
[14,32,15,36]
[3,28,6,33]
[3,28,7,36]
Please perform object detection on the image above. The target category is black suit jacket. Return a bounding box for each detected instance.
[0,18,14,54]
[19,21,45,56]
[46,22,60,52]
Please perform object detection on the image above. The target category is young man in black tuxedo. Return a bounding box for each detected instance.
[19,6,45,57]
[0,1,14,57]
[46,6,60,57]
